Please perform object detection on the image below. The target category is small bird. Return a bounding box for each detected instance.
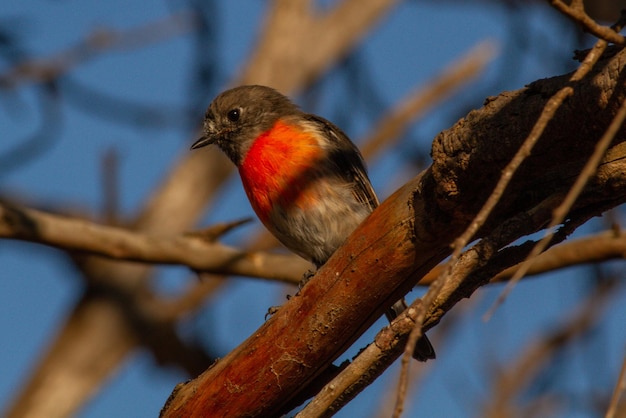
[191,85,435,361]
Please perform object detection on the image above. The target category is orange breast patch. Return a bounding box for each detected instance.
[239,120,324,222]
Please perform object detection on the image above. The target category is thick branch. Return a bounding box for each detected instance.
[161,46,626,417]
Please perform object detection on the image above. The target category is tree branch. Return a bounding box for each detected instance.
[548,0,626,45]
[484,12,626,318]
[160,46,626,417]
[0,202,308,284]
[420,229,626,286]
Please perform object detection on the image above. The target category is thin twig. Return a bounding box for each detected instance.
[548,1,626,45]
[418,229,626,286]
[485,94,626,320]
[294,302,430,418]
[454,26,616,266]
[394,17,625,413]
[484,14,626,318]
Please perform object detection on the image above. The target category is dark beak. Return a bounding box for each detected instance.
[190,135,215,150]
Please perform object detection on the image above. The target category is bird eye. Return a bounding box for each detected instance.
[227,108,240,122]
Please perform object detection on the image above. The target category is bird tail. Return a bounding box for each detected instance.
[385,299,436,362]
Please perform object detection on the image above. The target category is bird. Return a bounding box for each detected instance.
[191,84,435,361]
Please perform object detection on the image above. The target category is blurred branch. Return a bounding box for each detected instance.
[60,76,195,130]
[7,201,626,292]
[101,148,120,224]
[0,13,199,180]
[360,40,498,160]
[239,0,399,92]
[0,12,196,87]
[0,83,62,178]
[0,202,308,283]
[607,351,626,418]
[5,297,138,418]
[484,279,615,418]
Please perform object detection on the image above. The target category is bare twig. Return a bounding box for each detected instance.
[450,35,611,276]
[395,18,625,413]
[486,92,626,320]
[418,229,626,286]
[548,0,626,45]
[295,301,431,418]
[486,17,626,329]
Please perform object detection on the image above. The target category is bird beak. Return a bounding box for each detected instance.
[190,135,215,150]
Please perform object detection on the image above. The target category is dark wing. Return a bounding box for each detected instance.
[305,114,379,210]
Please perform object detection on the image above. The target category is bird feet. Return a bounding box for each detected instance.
[264,295,292,320]
[264,269,315,320]
[298,269,316,289]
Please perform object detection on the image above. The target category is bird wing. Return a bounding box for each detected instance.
[305,114,380,211]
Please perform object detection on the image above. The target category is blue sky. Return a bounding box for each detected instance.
[1,1,624,417]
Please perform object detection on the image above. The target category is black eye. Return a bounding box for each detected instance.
[227,108,240,122]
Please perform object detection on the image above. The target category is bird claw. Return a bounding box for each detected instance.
[264,294,293,320]
[265,269,315,320]
[298,269,316,289]
[265,305,281,320]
